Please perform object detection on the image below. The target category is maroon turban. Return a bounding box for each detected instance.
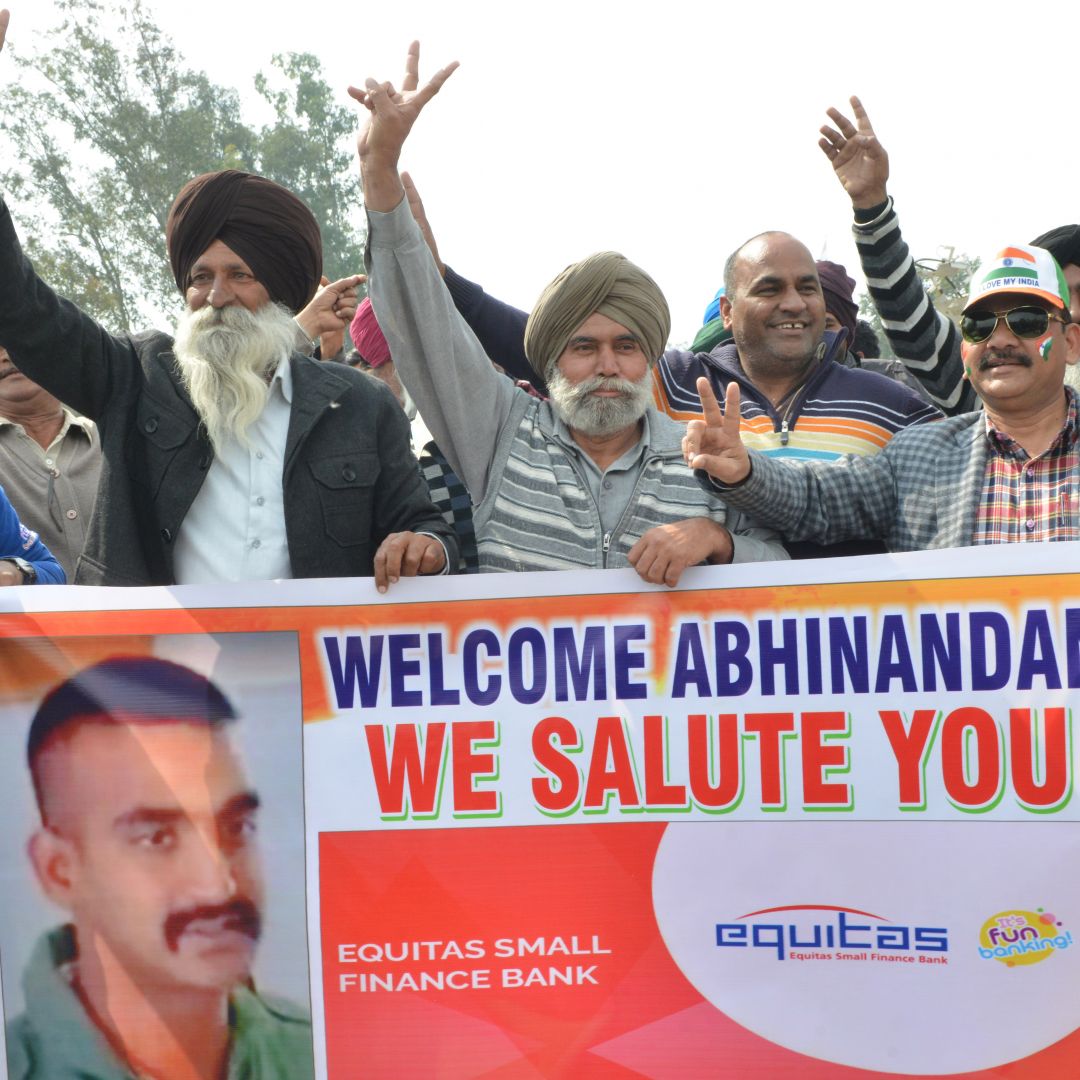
[816,260,859,344]
[165,170,323,314]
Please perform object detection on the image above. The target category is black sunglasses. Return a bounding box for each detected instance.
[960,305,1067,345]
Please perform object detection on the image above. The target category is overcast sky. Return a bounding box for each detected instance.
[8,1,1080,342]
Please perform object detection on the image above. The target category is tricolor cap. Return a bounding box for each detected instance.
[963,244,1070,313]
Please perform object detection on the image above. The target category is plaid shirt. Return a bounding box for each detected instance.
[973,392,1080,544]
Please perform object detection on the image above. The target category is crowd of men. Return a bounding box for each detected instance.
[0,20,1078,596]
[3,14,1080,1079]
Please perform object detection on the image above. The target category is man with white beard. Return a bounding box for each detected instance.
[0,8,455,588]
[357,46,784,583]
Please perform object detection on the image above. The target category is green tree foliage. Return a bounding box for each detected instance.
[913,249,979,326]
[254,52,363,290]
[0,0,363,332]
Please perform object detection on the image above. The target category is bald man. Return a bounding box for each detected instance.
[0,12,454,589]
[354,45,784,585]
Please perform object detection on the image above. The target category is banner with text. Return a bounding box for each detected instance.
[1,545,1077,1078]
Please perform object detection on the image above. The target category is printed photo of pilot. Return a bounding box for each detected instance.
[0,633,314,1080]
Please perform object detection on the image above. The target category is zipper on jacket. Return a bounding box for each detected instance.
[602,531,612,555]
[780,419,789,445]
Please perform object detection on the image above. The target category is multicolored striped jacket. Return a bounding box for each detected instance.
[653,337,940,462]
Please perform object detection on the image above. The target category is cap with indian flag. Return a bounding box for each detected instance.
[963,244,1070,313]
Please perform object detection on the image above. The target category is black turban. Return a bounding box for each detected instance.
[1030,225,1080,270]
[166,170,323,313]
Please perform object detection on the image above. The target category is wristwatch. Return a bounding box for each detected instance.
[4,557,37,584]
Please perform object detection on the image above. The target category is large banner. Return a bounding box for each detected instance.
[0,546,1078,1078]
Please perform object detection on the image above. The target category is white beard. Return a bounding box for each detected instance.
[173,303,297,451]
[547,369,653,437]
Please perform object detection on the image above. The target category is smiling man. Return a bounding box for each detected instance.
[7,656,313,1080]
[353,45,785,584]
[685,244,1080,551]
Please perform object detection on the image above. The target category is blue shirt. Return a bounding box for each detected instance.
[0,482,65,584]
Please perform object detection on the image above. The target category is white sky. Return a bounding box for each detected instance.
[7,0,1080,344]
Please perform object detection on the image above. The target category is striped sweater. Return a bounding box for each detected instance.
[852,198,976,416]
[654,341,940,460]
[474,395,785,572]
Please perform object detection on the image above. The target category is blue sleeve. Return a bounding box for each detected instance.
[0,486,66,584]
[442,266,547,395]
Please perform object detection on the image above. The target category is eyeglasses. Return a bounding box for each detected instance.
[960,306,1067,345]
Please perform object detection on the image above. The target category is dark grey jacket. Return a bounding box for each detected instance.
[0,199,456,585]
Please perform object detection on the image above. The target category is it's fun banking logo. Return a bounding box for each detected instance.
[978,908,1072,966]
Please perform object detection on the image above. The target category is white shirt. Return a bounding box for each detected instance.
[173,356,293,584]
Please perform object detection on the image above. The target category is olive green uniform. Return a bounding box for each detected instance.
[5,927,315,1079]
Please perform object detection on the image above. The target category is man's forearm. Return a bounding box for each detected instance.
[365,198,516,504]
[853,199,975,415]
[701,451,895,548]
[0,199,129,420]
[360,156,405,215]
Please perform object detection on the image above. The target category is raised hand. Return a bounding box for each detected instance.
[349,41,458,174]
[819,95,890,210]
[1,10,10,56]
[683,378,750,484]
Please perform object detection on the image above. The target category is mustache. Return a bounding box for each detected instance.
[561,375,642,400]
[163,897,262,952]
[979,350,1033,371]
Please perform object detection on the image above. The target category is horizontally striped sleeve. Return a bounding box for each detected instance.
[854,198,978,416]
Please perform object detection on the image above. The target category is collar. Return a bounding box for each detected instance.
[0,406,95,440]
[982,386,1080,458]
[15,925,297,1080]
[270,353,294,405]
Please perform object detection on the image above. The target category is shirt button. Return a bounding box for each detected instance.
[1025,518,1036,531]
[251,538,262,549]
[602,479,613,490]
[45,458,54,467]
[256,451,264,460]
[66,509,78,520]
[256,496,265,506]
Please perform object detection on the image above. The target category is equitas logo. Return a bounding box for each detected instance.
[715,904,949,962]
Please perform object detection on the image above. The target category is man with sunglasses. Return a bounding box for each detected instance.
[683,245,1080,552]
